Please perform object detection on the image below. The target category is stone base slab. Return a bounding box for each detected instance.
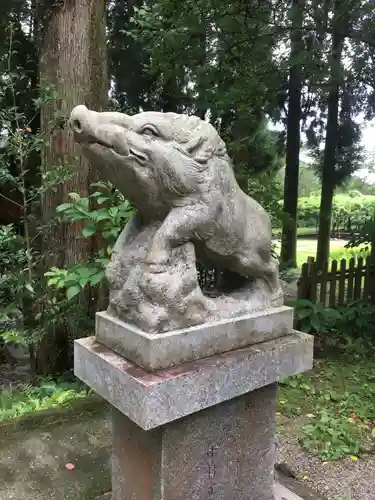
[74,331,313,430]
[274,484,305,499]
[95,306,294,370]
[97,483,305,499]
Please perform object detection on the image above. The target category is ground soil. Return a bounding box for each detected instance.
[0,407,111,500]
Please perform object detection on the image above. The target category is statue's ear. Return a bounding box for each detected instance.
[185,135,205,154]
[185,135,214,163]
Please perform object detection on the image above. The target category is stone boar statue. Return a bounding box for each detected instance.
[70,105,282,331]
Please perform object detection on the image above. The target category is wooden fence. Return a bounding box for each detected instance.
[298,256,375,307]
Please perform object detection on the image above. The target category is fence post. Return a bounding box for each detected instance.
[329,259,338,308]
[307,256,314,274]
[338,259,346,306]
[297,261,310,300]
[319,261,329,306]
[346,258,356,302]
[354,256,364,301]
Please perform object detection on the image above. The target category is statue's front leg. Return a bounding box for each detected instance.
[145,205,210,267]
[112,212,143,254]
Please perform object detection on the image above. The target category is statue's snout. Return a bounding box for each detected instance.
[70,105,94,141]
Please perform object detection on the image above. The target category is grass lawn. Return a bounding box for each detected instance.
[278,346,375,461]
[274,238,351,268]
[273,227,318,236]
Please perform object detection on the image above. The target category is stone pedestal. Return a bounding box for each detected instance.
[74,310,313,499]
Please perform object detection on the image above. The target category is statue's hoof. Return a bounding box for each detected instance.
[271,288,284,306]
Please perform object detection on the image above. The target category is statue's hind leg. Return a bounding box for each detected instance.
[231,252,281,298]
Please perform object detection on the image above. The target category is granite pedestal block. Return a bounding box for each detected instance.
[111,385,276,500]
[74,331,312,430]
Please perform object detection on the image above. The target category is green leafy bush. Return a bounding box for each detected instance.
[290,298,375,340]
[329,246,370,262]
[0,377,92,421]
[45,182,134,301]
[0,55,81,367]
[55,182,134,249]
[0,225,26,324]
[337,301,375,342]
[0,224,41,358]
[296,194,375,231]
[345,218,375,252]
[288,299,342,334]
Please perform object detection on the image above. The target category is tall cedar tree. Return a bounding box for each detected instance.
[38,0,107,374]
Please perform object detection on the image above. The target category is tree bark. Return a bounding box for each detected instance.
[316,4,343,268]
[38,0,107,375]
[280,0,304,268]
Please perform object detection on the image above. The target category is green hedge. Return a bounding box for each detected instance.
[297,193,375,231]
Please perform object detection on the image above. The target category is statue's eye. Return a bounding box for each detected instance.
[141,126,158,137]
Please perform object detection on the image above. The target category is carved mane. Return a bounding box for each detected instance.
[148,113,231,198]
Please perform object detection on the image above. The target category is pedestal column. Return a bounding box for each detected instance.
[112,385,276,500]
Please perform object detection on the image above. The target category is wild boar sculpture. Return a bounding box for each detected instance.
[70,105,282,333]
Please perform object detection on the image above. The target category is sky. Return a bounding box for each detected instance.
[356,121,375,183]
[361,121,375,152]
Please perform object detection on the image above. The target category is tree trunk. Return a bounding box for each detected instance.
[317,178,335,267]
[38,0,107,375]
[280,0,304,269]
[316,5,343,268]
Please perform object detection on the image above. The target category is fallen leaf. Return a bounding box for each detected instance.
[65,463,75,470]
[306,413,315,418]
